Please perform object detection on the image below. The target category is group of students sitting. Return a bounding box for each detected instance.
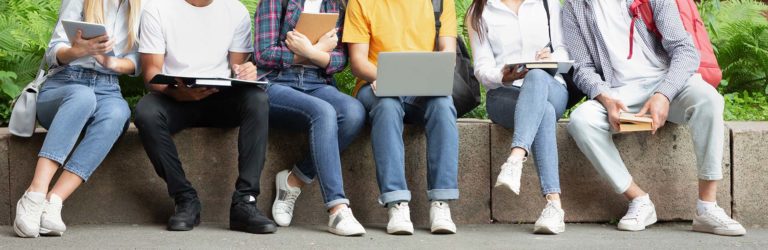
[13,0,747,239]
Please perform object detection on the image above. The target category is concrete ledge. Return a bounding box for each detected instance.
[491,123,731,223]
[0,128,9,225]
[728,122,768,227]
[7,121,491,226]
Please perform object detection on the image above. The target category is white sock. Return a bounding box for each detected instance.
[26,191,46,201]
[48,193,63,204]
[632,193,651,204]
[697,199,718,215]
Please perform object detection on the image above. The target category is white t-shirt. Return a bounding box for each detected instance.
[139,0,253,78]
[593,0,667,86]
[303,0,322,13]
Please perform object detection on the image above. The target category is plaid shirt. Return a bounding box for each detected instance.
[254,0,347,82]
[562,0,699,101]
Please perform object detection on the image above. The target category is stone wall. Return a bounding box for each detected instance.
[0,121,765,226]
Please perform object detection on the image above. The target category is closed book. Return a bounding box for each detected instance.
[619,113,653,133]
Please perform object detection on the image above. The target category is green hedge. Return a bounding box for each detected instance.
[0,0,766,125]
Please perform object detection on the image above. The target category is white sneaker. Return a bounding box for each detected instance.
[328,207,366,236]
[40,194,66,236]
[495,157,526,194]
[13,191,46,238]
[429,201,456,234]
[272,170,301,227]
[617,196,657,231]
[534,201,565,234]
[692,205,746,236]
[386,202,414,235]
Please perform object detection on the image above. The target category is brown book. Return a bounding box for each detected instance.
[619,113,653,133]
[294,13,339,43]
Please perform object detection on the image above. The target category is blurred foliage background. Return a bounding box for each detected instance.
[0,0,766,125]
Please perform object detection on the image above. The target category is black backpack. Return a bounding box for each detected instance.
[542,0,586,109]
[431,0,482,118]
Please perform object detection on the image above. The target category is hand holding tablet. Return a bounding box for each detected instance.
[61,20,115,57]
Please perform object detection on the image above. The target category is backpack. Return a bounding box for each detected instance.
[542,0,586,109]
[628,0,722,87]
[431,0,482,118]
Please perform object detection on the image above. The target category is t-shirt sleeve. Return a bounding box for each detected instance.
[341,0,370,44]
[229,6,253,53]
[439,0,458,37]
[138,5,166,54]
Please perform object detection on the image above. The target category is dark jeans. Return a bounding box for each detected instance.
[134,87,269,203]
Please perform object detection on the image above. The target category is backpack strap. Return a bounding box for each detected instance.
[628,0,659,59]
[432,0,442,50]
[542,0,554,52]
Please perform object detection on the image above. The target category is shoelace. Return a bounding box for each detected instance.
[540,203,559,219]
[21,196,43,217]
[391,204,410,222]
[502,157,527,175]
[624,201,646,220]
[433,203,451,221]
[276,190,299,214]
[706,207,738,225]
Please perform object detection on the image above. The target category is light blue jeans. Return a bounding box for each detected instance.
[356,84,459,205]
[37,66,131,181]
[486,69,568,195]
[266,66,366,209]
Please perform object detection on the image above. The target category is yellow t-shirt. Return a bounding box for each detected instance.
[343,0,458,94]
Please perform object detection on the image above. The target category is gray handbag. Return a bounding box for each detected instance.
[9,59,63,137]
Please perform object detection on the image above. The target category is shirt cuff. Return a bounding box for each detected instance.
[47,43,69,67]
[123,53,140,77]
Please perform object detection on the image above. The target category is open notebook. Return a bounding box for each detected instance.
[149,74,268,88]
[505,60,574,75]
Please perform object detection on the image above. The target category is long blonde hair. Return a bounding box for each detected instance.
[83,0,141,51]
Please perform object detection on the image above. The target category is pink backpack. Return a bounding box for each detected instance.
[628,0,722,88]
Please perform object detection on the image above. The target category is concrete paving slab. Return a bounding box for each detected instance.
[0,223,764,249]
[491,123,732,223]
[728,122,768,226]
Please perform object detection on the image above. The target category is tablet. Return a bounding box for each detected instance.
[62,20,115,56]
[62,20,108,40]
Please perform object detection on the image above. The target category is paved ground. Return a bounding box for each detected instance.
[0,223,766,249]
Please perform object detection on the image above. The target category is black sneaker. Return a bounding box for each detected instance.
[230,195,277,234]
[168,198,201,231]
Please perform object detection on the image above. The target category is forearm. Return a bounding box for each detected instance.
[109,58,136,75]
[55,46,87,65]
[142,66,166,93]
[437,36,457,52]
[306,49,331,68]
[351,60,377,83]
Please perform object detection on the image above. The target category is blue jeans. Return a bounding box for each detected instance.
[356,84,459,205]
[36,66,131,181]
[486,69,568,195]
[266,66,366,209]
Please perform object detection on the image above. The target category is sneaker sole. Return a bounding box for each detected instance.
[533,224,565,235]
[231,222,278,234]
[387,225,414,235]
[692,223,746,236]
[168,214,201,231]
[13,222,39,238]
[431,226,457,234]
[39,227,64,236]
[328,227,365,236]
[617,211,658,231]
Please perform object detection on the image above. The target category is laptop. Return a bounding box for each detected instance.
[374,52,456,97]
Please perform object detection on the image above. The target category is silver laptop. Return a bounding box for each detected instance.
[375,52,456,97]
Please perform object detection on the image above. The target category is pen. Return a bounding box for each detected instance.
[536,42,553,60]
[234,53,253,78]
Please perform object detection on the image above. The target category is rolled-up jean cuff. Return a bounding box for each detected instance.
[38,152,66,165]
[615,177,633,194]
[378,190,411,206]
[541,188,561,196]
[63,162,90,182]
[291,165,314,184]
[325,198,350,210]
[698,174,723,181]
[510,141,531,155]
[427,189,459,201]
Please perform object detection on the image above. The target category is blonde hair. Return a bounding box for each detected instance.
[83,0,141,51]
